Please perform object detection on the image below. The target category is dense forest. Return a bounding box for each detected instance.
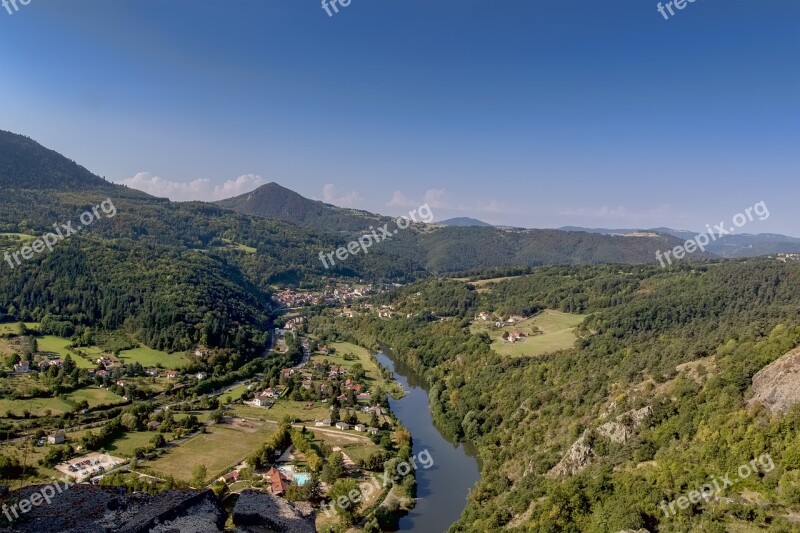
[0,129,694,358]
[309,259,800,532]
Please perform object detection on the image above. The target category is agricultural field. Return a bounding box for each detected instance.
[66,386,126,408]
[0,386,125,417]
[0,327,188,369]
[232,402,332,424]
[117,345,190,368]
[473,309,584,357]
[220,238,256,253]
[38,336,95,368]
[0,396,73,417]
[107,431,167,457]
[464,275,524,292]
[145,421,275,484]
[0,322,40,335]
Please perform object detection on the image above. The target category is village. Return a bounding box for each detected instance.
[0,285,417,532]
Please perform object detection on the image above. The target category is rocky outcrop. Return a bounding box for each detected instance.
[232,489,316,533]
[549,406,653,478]
[0,485,224,533]
[596,406,653,444]
[0,485,316,533]
[748,347,800,414]
[548,432,596,478]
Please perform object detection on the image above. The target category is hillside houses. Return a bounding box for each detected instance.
[503,330,525,343]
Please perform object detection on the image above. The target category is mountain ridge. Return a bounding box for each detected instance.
[559,225,800,257]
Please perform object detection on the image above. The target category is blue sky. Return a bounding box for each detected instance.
[0,0,798,233]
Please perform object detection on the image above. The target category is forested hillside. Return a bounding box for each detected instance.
[0,131,146,196]
[309,259,800,532]
[0,130,746,371]
[215,182,389,233]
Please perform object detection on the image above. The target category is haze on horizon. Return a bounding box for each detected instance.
[0,0,797,234]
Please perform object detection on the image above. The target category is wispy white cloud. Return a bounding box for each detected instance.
[115,172,266,201]
[387,190,415,208]
[319,183,363,207]
[213,174,267,199]
[387,188,508,214]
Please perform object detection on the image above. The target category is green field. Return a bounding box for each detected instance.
[475,310,584,357]
[107,431,166,457]
[223,384,251,403]
[118,346,190,368]
[67,386,126,408]
[38,336,95,368]
[220,238,256,253]
[0,396,73,417]
[29,332,188,369]
[233,402,333,423]
[0,322,40,335]
[0,386,125,417]
[466,276,523,292]
[146,423,275,484]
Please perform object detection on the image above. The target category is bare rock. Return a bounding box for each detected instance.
[232,489,316,533]
[748,347,800,414]
[596,406,652,444]
[0,485,225,533]
[548,432,596,478]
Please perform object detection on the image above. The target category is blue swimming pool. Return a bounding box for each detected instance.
[293,473,310,485]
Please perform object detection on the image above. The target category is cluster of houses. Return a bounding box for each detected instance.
[12,354,80,374]
[273,283,377,310]
[774,253,800,262]
[476,311,526,325]
[502,330,526,343]
[252,386,285,407]
[313,418,380,435]
[218,448,312,497]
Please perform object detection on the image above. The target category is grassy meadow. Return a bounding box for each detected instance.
[472,309,584,357]
[118,345,190,368]
[0,386,124,417]
[145,422,275,484]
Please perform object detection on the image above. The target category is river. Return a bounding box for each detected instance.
[374,351,480,533]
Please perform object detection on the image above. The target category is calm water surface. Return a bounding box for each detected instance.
[375,351,480,533]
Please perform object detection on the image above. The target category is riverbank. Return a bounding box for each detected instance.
[375,351,480,533]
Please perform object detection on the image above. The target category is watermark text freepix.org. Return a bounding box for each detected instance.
[657,0,697,21]
[656,201,769,267]
[319,204,434,269]
[2,0,31,15]
[660,454,774,518]
[3,198,117,271]
[321,0,352,17]
[320,448,434,518]
[2,476,74,523]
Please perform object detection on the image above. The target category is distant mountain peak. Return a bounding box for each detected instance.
[214,181,385,231]
[439,217,492,227]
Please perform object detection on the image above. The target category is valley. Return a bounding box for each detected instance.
[0,132,798,532]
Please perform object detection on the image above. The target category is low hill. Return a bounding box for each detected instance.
[439,217,492,227]
[419,227,689,273]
